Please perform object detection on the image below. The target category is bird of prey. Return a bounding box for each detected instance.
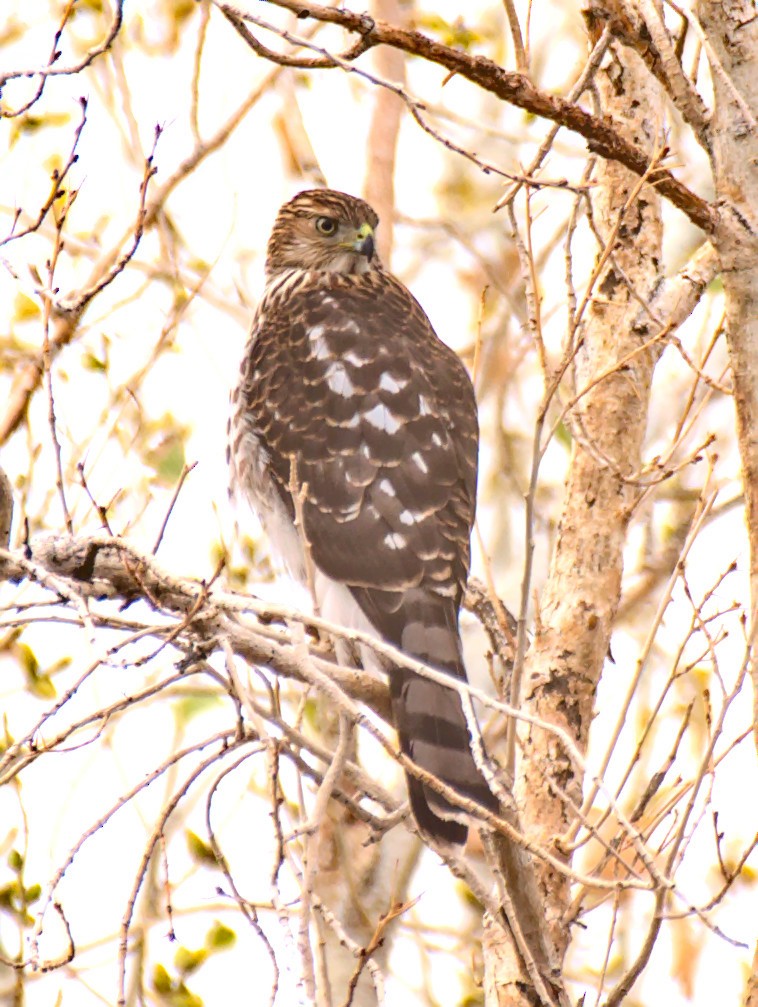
[229,189,498,845]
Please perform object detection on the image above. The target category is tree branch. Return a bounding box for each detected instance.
[695,0,758,756]
[221,0,718,232]
[517,35,666,962]
[0,533,392,718]
[0,0,124,117]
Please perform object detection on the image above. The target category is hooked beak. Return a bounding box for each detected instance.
[351,222,375,260]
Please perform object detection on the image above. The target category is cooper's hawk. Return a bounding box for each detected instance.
[229,189,498,845]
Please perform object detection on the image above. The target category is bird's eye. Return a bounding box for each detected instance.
[315,216,338,236]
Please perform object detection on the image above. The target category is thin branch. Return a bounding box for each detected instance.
[501,0,528,73]
[115,743,251,1006]
[0,57,285,449]
[0,0,124,117]
[496,24,613,212]
[0,98,88,250]
[562,481,718,850]
[224,7,586,193]
[0,467,13,551]
[221,4,374,67]
[635,0,711,147]
[339,899,403,1007]
[222,0,718,232]
[0,534,679,895]
[0,126,160,447]
[152,462,198,554]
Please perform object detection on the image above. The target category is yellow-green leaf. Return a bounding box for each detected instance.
[173,984,204,1007]
[23,883,41,903]
[205,921,235,950]
[175,945,207,975]
[83,351,107,372]
[16,643,38,679]
[0,17,25,48]
[186,831,217,865]
[174,694,220,727]
[173,0,196,25]
[144,419,188,486]
[29,674,56,700]
[13,293,40,322]
[152,963,173,994]
[554,419,572,448]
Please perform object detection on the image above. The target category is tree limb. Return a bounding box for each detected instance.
[696,0,758,754]
[221,0,718,232]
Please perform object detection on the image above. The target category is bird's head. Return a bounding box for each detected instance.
[265,189,380,276]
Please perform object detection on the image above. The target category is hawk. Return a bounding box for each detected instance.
[229,189,498,845]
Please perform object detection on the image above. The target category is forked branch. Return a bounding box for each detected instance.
[216,0,717,233]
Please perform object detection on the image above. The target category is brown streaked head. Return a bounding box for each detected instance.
[265,189,380,276]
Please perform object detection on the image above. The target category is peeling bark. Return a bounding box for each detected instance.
[518,38,664,956]
[746,941,758,1007]
[696,0,758,750]
[483,912,532,1007]
[696,4,758,996]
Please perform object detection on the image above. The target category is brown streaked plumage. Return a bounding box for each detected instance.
[229,189,498,845]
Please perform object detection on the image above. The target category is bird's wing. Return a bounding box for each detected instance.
[239,269,478,632]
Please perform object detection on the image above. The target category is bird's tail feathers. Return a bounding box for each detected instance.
[390,596,499,846]
[392,667,499,845]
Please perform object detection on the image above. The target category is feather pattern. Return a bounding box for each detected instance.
[230,189,498,844]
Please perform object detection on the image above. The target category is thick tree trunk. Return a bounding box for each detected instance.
[312,798,419,1006]
[696,0,758,711]
[516,36,664,956]
[697,2,758,999]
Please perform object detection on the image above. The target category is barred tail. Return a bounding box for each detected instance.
[390,596,499,845]
[390,670,497,844]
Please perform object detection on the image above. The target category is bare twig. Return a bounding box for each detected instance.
[0,125,161,447]
[152,461,198,554]
[0,467,13,551]
[496,24,613,212]
[0,534,679,895]
[220,0,718,232]
[0,1,124,117]
[0,98,88,250]
[501,0,528,72]
[221,3,375,68]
